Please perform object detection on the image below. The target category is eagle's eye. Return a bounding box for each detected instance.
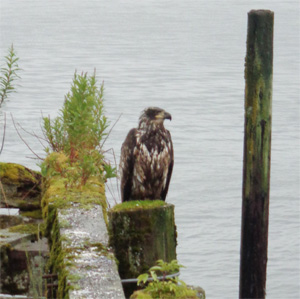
[154,111,165,120]
[141,107,172,123]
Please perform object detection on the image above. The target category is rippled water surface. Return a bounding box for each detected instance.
[1,0,299,298]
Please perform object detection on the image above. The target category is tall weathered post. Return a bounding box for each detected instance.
[240,10,274,299]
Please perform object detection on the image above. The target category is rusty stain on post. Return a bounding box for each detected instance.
[240,9,274,299]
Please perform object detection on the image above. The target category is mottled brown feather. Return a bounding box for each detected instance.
[120,108,173,202]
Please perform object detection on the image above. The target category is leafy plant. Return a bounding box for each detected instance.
[133,260,200,299]
[138,259,182,284]
[0,44,21,107]
[41,71,116,186]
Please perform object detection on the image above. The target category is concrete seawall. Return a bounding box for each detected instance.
[58,204,125,299]
[0,162,125,298]
[42,171,126,298]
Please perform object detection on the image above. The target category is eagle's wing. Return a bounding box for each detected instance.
[160,130,174,201]
[120,128,137,202]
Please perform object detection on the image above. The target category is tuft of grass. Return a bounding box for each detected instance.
[0,44,21,107]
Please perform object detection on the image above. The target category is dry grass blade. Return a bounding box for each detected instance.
[11,113,44,160]
[103,147,121,204]
[0,112,6,155]
[101,113,122,148]
[18,121,48,150]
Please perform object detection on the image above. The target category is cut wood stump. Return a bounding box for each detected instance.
[108,200,177,280]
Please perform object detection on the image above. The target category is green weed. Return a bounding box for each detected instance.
[133,260,199,299]
[41,71,116,187]
[0,44,21,107]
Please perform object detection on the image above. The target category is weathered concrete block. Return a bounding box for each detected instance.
[0,201,48,297]
[0,229,48,296]
[60,204,125,299]
[42,175,125,298]
[0,215,24,229]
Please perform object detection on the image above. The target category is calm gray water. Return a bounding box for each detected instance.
[0,0,299,298]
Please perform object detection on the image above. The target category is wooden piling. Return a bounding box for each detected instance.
[240,10,274,299]
[108,200,177,297]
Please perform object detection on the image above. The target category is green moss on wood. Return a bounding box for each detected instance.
[108,203,177,279]
[244,10,273,201]
[131,287,201,299]
[111,200,166,212]
[130,291,153,299]
[241,10,274,299]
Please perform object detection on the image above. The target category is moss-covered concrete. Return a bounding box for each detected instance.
[0,164,47,296]
[42,168,124,298]
[0,215,24,229]
[42,174,107,242]
[0,162,42,211]
[8,223,39,235]
[0,162,40,185]
[20,209,43,219]
[42,175,106,218]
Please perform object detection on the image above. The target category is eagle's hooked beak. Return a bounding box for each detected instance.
[164,111,172,121]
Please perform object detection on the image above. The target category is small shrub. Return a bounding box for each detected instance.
[41,72,116,186]
[132,260,199,299]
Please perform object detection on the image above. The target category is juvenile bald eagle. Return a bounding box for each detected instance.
[120,107,174,202]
